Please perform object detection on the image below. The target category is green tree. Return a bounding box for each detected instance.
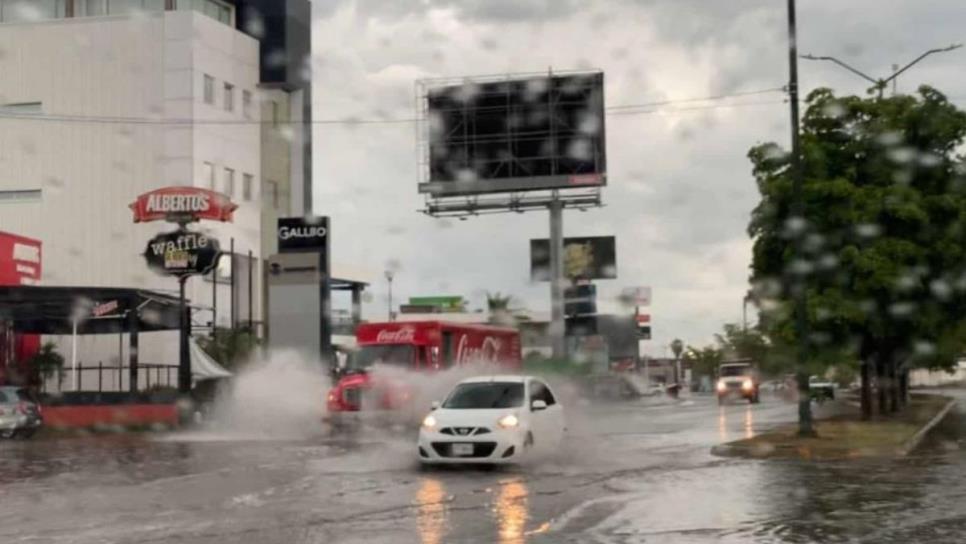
[749,86,966,419]
[683,345,724,381]
[196,327,259,371]
[26,342,64,388]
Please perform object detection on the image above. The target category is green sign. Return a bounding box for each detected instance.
[408,296,464,310]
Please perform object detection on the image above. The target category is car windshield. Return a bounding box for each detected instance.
[720,366,751,377]
[442,382,525,409]
[350,345,414,370]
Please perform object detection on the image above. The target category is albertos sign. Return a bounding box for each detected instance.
[130,187,237,223]
[143,230,221,278]
[278,217,329,252]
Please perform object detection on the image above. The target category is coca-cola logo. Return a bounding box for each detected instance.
[376,328,416,343]
[455,335,502,365]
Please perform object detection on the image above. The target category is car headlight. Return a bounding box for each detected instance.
[421,414,437,429]
[497,414,519,429]
[716,380,727,392]
[742,379,754,391]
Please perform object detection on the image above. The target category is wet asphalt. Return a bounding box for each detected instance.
[1,391,965,544]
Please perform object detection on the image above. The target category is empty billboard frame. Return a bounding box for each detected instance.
[418,71,606,198]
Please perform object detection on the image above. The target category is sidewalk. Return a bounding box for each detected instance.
[711,393,956,460]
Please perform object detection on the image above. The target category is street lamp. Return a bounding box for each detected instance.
[802,43,962,98]
[384,270,395,321]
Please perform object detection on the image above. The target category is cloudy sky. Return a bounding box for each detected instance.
[309,0,966,355]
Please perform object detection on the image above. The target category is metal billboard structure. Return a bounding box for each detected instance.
[417,70,607,359]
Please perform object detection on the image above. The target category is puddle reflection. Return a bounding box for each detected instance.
[415,478,448,544]
[718,408,729,443]
[744,406,754,439]
[493,478,529,543]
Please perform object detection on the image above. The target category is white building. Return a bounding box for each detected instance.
[0,0,312,388]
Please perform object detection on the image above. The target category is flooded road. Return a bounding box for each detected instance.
[1,393,964,543]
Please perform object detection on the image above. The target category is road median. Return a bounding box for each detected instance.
[711,394,956,460]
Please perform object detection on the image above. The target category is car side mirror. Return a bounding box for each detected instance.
[531,400,547,411]
[430,400,440,410]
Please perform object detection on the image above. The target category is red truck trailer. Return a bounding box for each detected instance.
[326,321,521,421]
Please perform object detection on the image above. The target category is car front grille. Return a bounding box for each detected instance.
[342,387,362,407]
[431,442,498,458]
[439,426,491,437]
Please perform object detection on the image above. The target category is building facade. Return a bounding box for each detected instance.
[0,0,311,388]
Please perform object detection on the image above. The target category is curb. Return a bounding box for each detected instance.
[898,398,958,456]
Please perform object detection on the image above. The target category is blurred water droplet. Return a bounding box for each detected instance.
[875,130,903,147]
[888,302,915,317]
[887,147,916,164]
[855,223,881,238]
[821,101,847,119]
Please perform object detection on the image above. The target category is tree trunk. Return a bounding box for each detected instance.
[796,369,815,437]
[899,368,909,407]
[860,360,872,420]
[876,360,887,416]
[888,360,898,413]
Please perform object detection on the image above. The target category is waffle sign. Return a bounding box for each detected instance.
[144,229,221,278]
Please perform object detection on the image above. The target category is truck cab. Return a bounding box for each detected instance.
[715,360,761,404]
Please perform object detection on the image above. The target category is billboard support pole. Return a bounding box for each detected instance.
[549,194,566,360]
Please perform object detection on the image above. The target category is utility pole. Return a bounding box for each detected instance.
[549,195,566,360]
[802,44,961,99]
[787,0,815,437]
[385,270,395,321]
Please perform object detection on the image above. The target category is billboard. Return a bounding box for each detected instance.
[0,232,41,286]
[530,236,616,281]
[420,72,606,197]
[277,216,328,253]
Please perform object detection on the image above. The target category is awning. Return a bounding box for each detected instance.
[190,337,232,381]
[0,286,182,334]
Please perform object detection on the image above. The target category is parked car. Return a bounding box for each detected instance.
[0,386,43,439]
[417,375,564,465]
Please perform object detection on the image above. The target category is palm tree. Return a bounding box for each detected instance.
[27,342,65,391]
[486,292,515,326]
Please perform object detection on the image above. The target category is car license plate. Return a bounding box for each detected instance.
[451,443,474,456]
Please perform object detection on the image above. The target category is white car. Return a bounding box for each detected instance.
[417,375,565,464]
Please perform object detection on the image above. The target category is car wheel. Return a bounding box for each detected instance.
[15,429,36,439]
[0,429,15,439]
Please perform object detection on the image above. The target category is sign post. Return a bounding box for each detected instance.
[131,187,235,395]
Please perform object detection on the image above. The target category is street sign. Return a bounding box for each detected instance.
[143,229,221,278]
[621,286,652,307]
[130,187,237,224]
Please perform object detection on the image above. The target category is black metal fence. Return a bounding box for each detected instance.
[49,363,178,394]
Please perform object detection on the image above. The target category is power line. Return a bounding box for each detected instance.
[0,86,787,127]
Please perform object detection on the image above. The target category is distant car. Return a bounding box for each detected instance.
[417,375,565,465]
[716,361,761,404]
[808,375,836,402]
[0,386,43,439]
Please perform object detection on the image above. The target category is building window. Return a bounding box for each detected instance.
[0,102,42,115]
[0,0,64,22]
[265,180,279,209]
[203,74,215,105]
[224,167,234,197]
[242,173,254,201]
[175,0,231,25]
[203,161,215,188]
[242,90,252,119]
[223,82,234,112]
[0,189,42,203]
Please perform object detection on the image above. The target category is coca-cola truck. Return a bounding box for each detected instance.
[326,321,521,422]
